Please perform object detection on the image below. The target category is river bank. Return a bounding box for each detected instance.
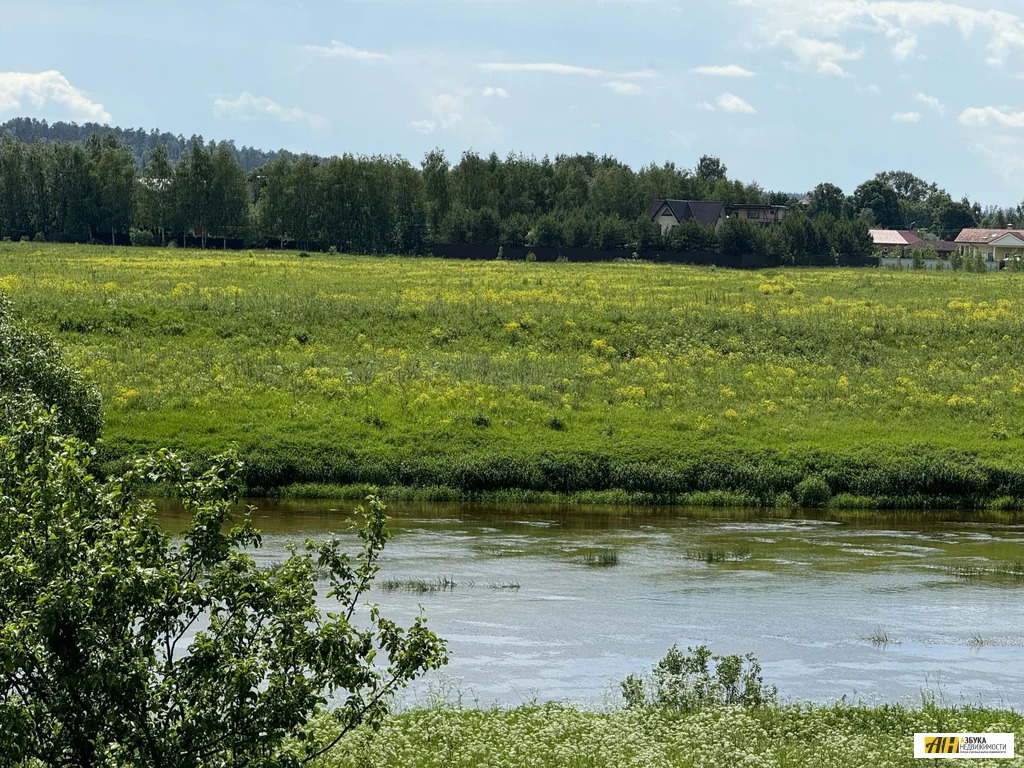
[308,703,1024,767]
[8,244,1024,509]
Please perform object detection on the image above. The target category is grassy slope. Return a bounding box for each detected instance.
[3,242,1024,506]
[312,705,1024,767]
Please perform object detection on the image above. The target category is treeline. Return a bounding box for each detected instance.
[0,117,287,171]
[0,130,877,261]
[8,116,1024,245]
[15,121,1008,262]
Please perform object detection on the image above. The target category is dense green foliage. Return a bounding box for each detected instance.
[0,122,895,261]
[0,116,287,171]
[5,243,1024,508]
[0,292,100,440]
[0,407,446,767]
[305,704,1024,768]
[621,646,777,712]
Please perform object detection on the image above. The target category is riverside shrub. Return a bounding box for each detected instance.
[0,291,101,441]
[0,412,447,766]
[621,645,777,712]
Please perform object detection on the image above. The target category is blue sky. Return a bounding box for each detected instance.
[4,0,1024,205]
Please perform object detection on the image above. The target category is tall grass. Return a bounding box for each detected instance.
[686,545,752,564]
[303,703,1024,768]
[575,549,621,567]
[947,561,1024,584]
[378,576,460,594]
[6,243,1024,508]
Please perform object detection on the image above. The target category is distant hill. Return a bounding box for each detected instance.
[0,117,292,172]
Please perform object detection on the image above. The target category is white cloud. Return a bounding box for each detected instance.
[970,135,1024,186]
[774,31,862,76]
[0,70,110,122]
[300,40,386,60]
[734,0,1024,68]
[478,61,653,79]
[409,119,437,134]
[429,93,463,129]
[692,64,756,77]
[891,111,922,123]
[409,90,501,137]
[718,93,756,113]
[479,61,604,77]
[212,92,328,130]
[856,83,881,95]
[603,80,643,95]
[700,92,756,113]
[482,86,509,98]
[891,35,919,60]
[959,106,1024,129]
[914,92,944,114]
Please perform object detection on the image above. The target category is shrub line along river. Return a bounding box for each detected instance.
[155,498,1024,709]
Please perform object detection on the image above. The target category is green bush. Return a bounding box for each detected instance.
[129,227,154,246]
[0,413,446,766]
[0,292,101,441]
[795,475,832,508]
[621,645,777,712]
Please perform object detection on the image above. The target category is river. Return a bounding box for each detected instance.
[156,499,1024,708]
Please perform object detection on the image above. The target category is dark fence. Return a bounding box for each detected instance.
[431,243,878,269]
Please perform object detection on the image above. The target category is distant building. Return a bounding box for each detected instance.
[955,229,1024,263]
[648,199,726,234]
[930,241,958,260]
[868,229,923,253]
[729,204,788,225]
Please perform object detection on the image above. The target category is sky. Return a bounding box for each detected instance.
[3,0,1024,206]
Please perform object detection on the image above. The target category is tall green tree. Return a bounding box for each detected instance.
[0,138,29,238]
[422,149,451,237]
[851,179,901,228]
[137,143,174,244]
[175,140,214,247]
[50,142,95,241]
[935,198,978,239]
[696,155,727,183]
[87,133,136,244]
[208,142,249,247]
[807,183,845,219]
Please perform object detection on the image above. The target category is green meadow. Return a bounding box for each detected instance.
[3,242,1024,508]
[307,704,1024,768]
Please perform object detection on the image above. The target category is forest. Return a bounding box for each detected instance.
[0,118,1016,262]
[0,116,285,170]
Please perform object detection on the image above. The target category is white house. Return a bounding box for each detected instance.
[954,229,1024,266]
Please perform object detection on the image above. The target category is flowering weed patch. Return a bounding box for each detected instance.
[5,243,1024,508]
[307,704,1024,768]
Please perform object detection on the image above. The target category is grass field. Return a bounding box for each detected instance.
[4,242,1024,508]
[308,704,1024,768]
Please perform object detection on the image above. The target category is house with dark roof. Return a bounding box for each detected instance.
[649,199,726,234]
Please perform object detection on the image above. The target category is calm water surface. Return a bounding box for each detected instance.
[156,499,1024,708]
